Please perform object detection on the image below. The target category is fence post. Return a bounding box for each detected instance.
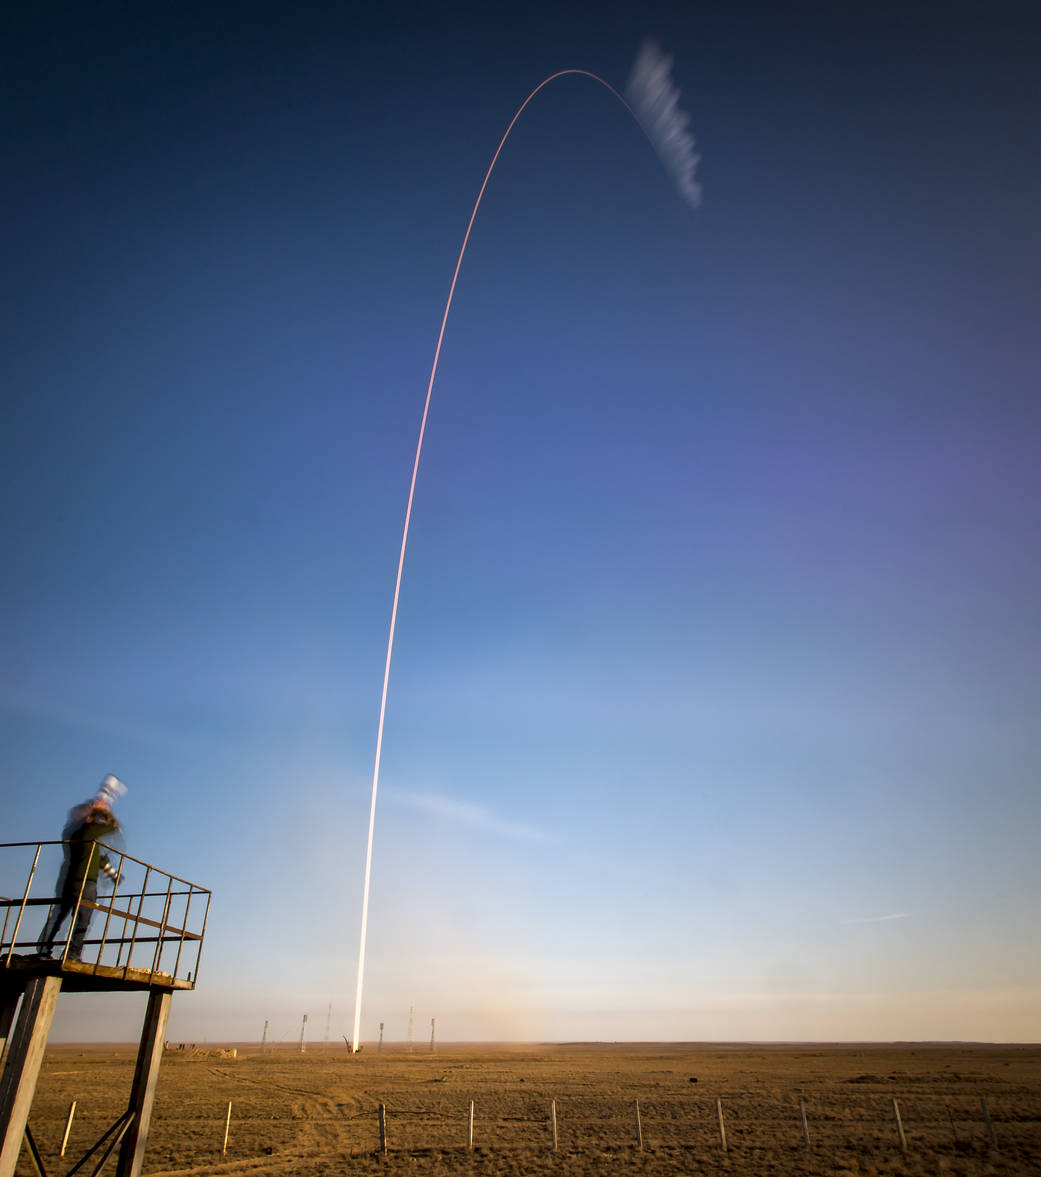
[60,1100,77,1157]
[221,1101,232,1156]
[378,1103,387,1153]
[467,1100,474,1150]
[800,1100,810,1146]
[716,1098,727,1151]
[980,1095,997,1147]
[892,1098,907,1151]
[550,1100,558,1151]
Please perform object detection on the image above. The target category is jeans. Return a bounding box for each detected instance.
[38,877,98,959]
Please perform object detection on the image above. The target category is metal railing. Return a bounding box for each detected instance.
[0,840,210,988]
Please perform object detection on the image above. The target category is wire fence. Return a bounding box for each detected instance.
[126,1090,1036,1157]
[20,1075,1039,1175]
[352,1092,1029,1153]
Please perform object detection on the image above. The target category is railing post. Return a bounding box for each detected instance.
[112,853,131,967]
[633,1099,643,1149]
[149,878,174,981]
[60,844,96,965]
[378,1103,387,1153]
[94,849,126,971]
[171,887,194,981]
[191,891,213,985]
[5,845,42,966]
[123,866,151,976]
[0,905,12,960]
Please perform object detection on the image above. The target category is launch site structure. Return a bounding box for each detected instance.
[0,839,211,1177]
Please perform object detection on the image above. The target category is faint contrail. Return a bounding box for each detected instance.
[841,913,911,924]
[351,57,700,1053]
[626,40,702,208]
[388,787,549,842]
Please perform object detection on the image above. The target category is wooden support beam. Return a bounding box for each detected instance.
[115,988,171,1177]
[0,974,62,1177]
[0,986,24,1070]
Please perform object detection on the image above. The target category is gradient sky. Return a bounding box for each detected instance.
[3,1,1039,1044]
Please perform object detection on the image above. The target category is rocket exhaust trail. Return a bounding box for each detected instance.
[351,63,697,1053]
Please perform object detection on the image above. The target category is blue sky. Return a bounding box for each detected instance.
[3,0,1039,1043]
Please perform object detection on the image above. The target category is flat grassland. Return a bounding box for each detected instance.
[18,1042,1041,1176]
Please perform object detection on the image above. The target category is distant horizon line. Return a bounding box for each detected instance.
[49,1038,1041,1048]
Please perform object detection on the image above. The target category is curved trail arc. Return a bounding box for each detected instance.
[351,69,652,1052]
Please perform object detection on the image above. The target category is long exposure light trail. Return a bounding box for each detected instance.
[351,61,695,1052]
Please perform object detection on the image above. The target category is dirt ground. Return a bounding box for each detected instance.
[15,1042,1041,1176]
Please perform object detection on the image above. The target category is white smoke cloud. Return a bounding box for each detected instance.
[626,39,702,209]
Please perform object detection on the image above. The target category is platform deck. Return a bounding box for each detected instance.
[1,954,193,993]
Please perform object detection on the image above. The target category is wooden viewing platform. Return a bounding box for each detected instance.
[1,952,195,993]
[0,840,211,1177]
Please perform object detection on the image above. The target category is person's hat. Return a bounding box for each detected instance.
[94,774,127,808]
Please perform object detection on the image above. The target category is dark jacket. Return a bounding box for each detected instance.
[62,806,121,886]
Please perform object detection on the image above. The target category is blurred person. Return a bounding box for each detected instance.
[37,774,126,960]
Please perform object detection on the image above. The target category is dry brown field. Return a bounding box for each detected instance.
[16,1042,1041,1176]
